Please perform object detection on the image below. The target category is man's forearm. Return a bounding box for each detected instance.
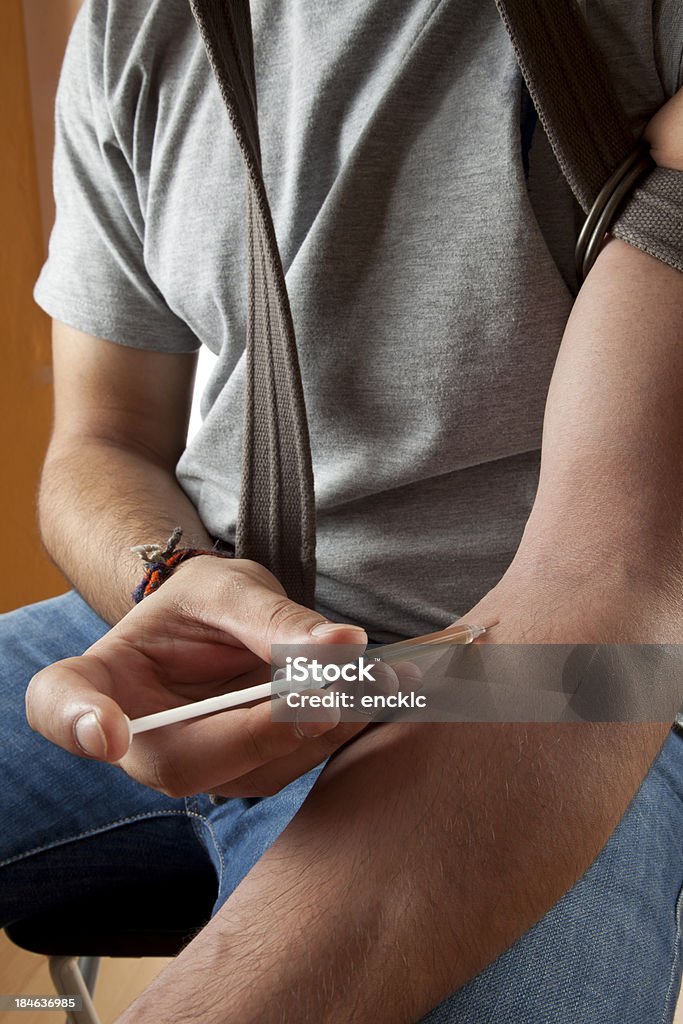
[115,555,674,1024]
[39,438,212,624]
[121,718,668,1024]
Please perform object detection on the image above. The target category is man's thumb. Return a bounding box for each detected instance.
[26,657,131,762]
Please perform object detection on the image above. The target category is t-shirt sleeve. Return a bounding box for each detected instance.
[34,1,199,353]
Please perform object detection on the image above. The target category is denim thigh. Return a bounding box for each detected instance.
[0,592,215,924]
[0,591,319,926]
[418,728,683,1024]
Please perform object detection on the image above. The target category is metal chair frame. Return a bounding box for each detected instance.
[48,956,101,1024]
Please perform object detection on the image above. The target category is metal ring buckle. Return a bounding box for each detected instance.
[575,140,655,283]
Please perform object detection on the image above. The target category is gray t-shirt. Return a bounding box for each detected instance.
[35,0,683,641]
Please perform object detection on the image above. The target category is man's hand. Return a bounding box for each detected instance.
[25,555,394,798]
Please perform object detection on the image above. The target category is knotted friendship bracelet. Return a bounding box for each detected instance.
[131,526,233,604]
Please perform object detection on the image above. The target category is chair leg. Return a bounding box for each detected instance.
[48,956,101,1024]
[78,956,100,996]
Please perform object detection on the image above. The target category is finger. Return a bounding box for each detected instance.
[207,666,419,798]
[123,696,343,796]
[206,719,371,798]
[175,561,368,662]
[26,655,131,763]
[391,660,423,688]
[221,668,403,797]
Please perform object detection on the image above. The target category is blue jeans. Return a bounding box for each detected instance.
[1,591,682,1023]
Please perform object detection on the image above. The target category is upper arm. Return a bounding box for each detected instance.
[645,85,683,169]
[49,321,197,470]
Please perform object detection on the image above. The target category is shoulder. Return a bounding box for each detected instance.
[644,86,683,168]
[68,0,198,107]
[76,0,193,56]
[64,0,204,160]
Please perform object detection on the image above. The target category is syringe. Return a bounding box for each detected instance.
[126,622,488,737]
[373,623,487,664]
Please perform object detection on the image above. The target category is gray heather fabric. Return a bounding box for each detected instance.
[35,0,682,642]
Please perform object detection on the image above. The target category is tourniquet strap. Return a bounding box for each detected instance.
[189,0,316,607]
[496,0,683,278]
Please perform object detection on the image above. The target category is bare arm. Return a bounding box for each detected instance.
[116,130,683,1021]
[39,322,209,624]
[30,325,377,794]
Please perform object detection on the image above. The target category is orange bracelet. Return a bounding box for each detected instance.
[131,527,232,604]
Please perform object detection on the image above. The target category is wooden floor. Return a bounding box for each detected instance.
[0,933,169,1024]
[0,928,681,1023]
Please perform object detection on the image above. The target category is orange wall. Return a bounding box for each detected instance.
[23,0,84,238]
[0,1,81,611]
